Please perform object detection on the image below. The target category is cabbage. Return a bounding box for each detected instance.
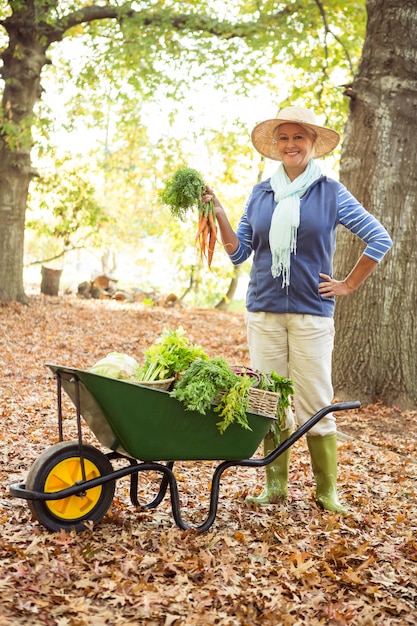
[89,352,140,380]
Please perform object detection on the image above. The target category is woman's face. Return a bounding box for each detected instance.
[275,123,316,180]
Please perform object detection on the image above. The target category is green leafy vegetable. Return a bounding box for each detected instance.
[137,327,208,382]
[89,352,141,380]
[171,357,254,433]
[171,357,296,434]
[171,356,237,414]
[215,376,254,434]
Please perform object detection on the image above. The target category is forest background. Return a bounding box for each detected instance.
[15,2,357,306]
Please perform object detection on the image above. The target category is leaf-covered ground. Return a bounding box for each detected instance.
[1,296,416,625]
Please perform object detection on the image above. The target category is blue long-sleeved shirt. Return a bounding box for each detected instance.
[229,176,393,317]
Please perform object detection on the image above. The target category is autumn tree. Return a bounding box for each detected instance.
[332,0,417,408]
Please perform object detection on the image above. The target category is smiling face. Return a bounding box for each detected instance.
[275,123,316,180]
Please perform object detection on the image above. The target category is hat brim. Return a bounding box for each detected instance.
[251,118,340,160]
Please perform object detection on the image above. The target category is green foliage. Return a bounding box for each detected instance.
[159,167,206,219]
[0,109,33,151]
[43,0,365,138]
[96,131,182,244]
[172,358,294,434]
[26,155,108,256]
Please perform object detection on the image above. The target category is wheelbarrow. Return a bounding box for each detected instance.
[10,365,360,533]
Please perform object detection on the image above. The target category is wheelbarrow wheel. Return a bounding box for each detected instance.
[26,441,115,532]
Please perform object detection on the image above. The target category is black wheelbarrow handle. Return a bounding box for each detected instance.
[190,400,361,532]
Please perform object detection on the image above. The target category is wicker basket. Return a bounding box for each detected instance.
[135,377,175,391]
[216,387,279,418]
[247,387,279,418]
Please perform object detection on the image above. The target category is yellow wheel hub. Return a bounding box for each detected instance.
[44,456,102,520]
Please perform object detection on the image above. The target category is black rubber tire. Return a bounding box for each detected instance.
[26,441,115,532]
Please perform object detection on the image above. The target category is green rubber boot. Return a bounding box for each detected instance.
[307,433,347,514]
[246,428,292,505]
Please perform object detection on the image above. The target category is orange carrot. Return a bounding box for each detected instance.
[207,211,216,234]
[195,214,208,243]
[207,211,217,268]
[207,224,218,268]
[201,223,210,258]
[195,207,217,267]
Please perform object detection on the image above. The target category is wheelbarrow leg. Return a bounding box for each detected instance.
[129,460,174,509]
[170,460,237,533]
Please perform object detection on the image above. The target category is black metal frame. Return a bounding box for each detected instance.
[10,370,360,532]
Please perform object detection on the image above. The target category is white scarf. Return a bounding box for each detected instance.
[269,159,322,287]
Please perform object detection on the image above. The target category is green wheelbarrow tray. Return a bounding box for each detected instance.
[47,364,275,461]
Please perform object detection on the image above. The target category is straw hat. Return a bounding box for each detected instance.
[251,106,340,160]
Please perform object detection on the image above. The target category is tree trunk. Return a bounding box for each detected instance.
[333,0,417,408]
[40,266,62,296]
[0,1,115,303]
[215,266,242,310]
[0,3,55,303]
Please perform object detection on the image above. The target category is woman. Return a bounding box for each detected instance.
[206,105,392,513]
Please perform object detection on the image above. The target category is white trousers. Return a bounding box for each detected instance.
[245,311,336,437]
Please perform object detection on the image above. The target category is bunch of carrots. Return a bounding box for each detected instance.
[195,196,217,268]
[159,167,218,268]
